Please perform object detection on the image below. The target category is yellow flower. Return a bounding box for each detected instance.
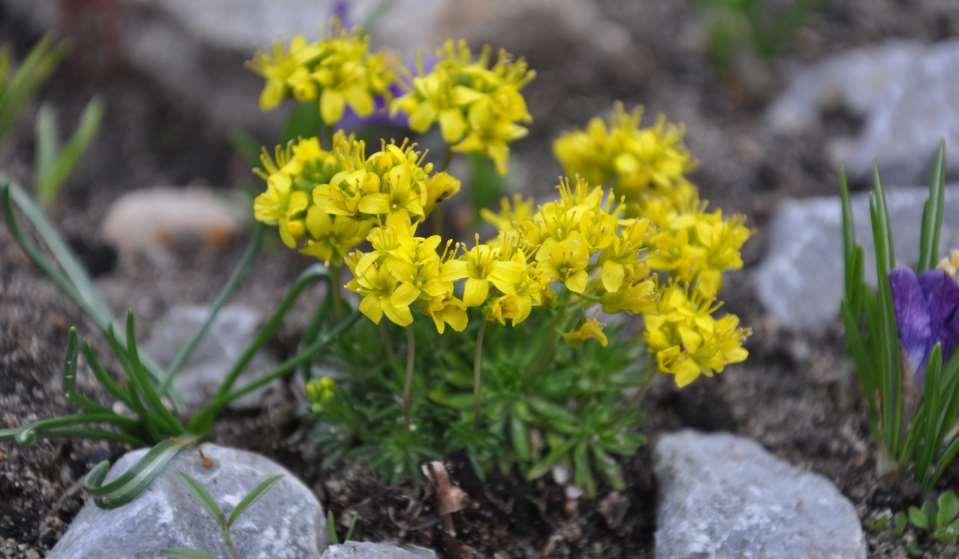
[247,35,323,110]
[247,21,397,124]
[391,40,535,175]
[939,249,959,278]
[563,318,609,347]
[306,376,336,413]
[345,258,418,327]
[424,295,468,334]
[535,234,591,294]
[446,239,524,307]
[643,284,750,387]
[480,193,535,233]
[553,103,696,210]
[300,209,373,265]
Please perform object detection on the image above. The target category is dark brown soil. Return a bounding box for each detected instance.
[3,1,959,558]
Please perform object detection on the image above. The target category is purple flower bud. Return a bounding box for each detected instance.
[889,266,959,384]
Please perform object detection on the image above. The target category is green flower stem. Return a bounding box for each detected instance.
[473,319,488,425]
[210,264,331,402]
[379,322,402,375]
[330,263,344,320]
[188,311,360,433]
[403,326,416,431]
[162,224,266,392]
[613,362,658,425]
[299,291,334,383]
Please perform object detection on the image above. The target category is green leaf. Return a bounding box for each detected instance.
[573,442,596,497]
[592,446,625,490]
[226,473,283,528]
[326,509,340,545]
[37,97,104,205]
[894,511,908,536]
[938,491,958,527]
[509,413,530,462]
[178,472,227,530]
[62,327,110,414]
[84,434,200,508]
[526,440,573,481]
[34,103,59,199]
[909,506,929,530]
[163,547,219,559]
[917,141,946,272]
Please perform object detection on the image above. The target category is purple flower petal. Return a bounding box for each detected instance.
[890,266,932,376]
[919,269,959,363]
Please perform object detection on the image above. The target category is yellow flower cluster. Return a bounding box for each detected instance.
[644,285,750,387]
[247,23,396,124]
[553,102,697,212]
[253,131,460,265]
[548,102,752,385]
[306,376,336,413]
[391,40,535,175]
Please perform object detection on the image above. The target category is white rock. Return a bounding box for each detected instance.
[756,185,959,330]
[48,444,327,559]
[143,304,277,410]
[100,187,243,254]
[654,430,866,559]
[320,542,437,559]
[768,39,959,184]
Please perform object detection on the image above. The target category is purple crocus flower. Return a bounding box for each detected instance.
[333,0,351,26]
[889,266,959,383]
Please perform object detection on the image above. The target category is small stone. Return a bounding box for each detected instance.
[320,542,437,559]
[755,185,959,330]
[654,430,866,559]
[767,39,959,184]
[143,304,278,410]
[100,187,243,254]
[48,444,326,559]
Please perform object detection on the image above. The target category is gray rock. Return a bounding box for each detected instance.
[320,542,437,559]
[48,444,326,559]
[144,304,277,410]
[654,430,866,559]
[756,185,959,330]
[768,39,959,184]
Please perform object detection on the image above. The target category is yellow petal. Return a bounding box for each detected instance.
[320,89,346,124]
[358,192,391,214]
[463,278,490,307]
[383,302,413,327]
[601,260,625,293]
[565,270,589,294]
[391,282,420,307]
[359,295,383,324]
[439,109,466,143]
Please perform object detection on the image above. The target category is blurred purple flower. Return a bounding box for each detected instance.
[890,266,959,383]
[333,0,351,26]
[338,56,436,133]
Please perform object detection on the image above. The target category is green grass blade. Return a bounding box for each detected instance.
[162,224,265,391]
[37,97,103,205]
[326,510,340,545]
[9,412,139,445]
[163,548,218,559]
[916,344,943,486]
[62,327,111,414]
[0,35,64,140]
[34,104,59,202]
[225,473,283,528]
[932,436,959,486]
[81,340,137,411]
[869,167,902,453]
[84,434,200,508]
[123,313,184,435]
[917,142,946,272]
[178,472,227,529]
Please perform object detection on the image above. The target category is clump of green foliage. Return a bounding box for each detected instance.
[870,490,959,556]
[840,144,959,488]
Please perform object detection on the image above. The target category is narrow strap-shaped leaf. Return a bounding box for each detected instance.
[226,473,283,528]
[211,263,333,401]
[4,181,113,327]
[62,327,111,414]
[29,426,146,447]
[162,224,266,391]
[839,168,858,302]
[84,434,200,508]
[869,168,903,453]
[118,315,184,435]
[162,548,219,559]
[178,472,227,529]
[188,311,362,433]
[9,412,140,445]
[526,440,574,481]
[916,344,944,485]
[932,435,959,486]
[917,142,947,272]
[37,97,103,205]
[81,340,137,411]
